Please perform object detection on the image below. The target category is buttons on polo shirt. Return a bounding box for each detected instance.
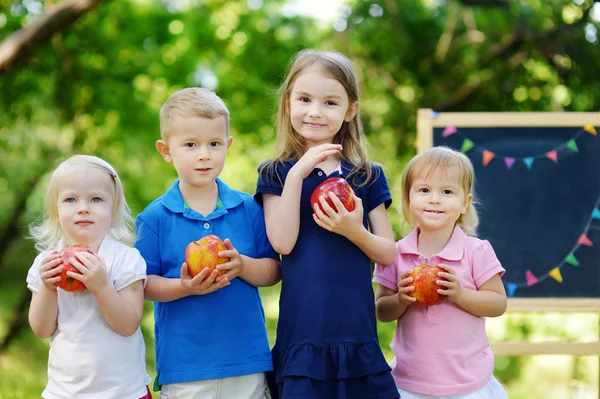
[203,223,210,229]
[318,171,323,176]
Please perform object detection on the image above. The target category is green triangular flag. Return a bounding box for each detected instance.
[565,139,579,152]
[461,139,475,152]
[565,253,579,266]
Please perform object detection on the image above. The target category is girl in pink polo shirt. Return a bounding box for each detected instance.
[373,146,508,398]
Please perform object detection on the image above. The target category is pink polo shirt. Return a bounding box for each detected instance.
[373,226,505,396]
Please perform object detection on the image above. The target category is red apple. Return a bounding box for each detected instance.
[408,264,446,306]
[185,234,230,279]
[56,244,93,292]
[310,177,355,214]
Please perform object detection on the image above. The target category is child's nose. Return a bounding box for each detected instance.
[197,146,210,159]
[308,104,323,117]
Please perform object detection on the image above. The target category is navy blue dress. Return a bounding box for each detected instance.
[255,160,399,399]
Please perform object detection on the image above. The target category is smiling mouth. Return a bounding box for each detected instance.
[425,210,444,214]
[304,123,326,128]
[195,168,212,172]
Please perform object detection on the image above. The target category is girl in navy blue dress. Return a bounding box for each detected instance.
[255,50,399,399]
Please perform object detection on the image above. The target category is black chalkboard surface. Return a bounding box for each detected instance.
[417,111,600,299]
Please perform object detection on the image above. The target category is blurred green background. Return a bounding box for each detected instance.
[1,0,600,397]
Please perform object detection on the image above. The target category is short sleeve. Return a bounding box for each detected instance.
[254,162,286,206]
[372,244,400,291]
[471,240,505,289]
[249,200,279,259]
[26,252,46,293]
[134,216,162,276]
[365,164,392,213]
[112,246,147,291]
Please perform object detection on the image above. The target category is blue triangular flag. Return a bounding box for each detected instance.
[592,209,600,219]
[431,111,439,118]
[523,157,534,169]
[506,283,517,297]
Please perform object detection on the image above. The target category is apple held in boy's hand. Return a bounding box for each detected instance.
[56,244,93,292]
[185,234,229,279]
[310,177,355,214]
[408,264,446,306]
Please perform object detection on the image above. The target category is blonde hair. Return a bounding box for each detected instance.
[400,146,479,235]
[29,155,134,251]
[159,87,230,140]
[262,49,376,185]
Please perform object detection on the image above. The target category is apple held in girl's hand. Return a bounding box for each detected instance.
[57,244,93,292]
[185,234,229,279]
[408,264,446,306]
[310,177,355,214]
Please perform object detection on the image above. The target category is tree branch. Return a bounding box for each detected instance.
[0,0,105,73]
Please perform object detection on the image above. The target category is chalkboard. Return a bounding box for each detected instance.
[416,110,600,299]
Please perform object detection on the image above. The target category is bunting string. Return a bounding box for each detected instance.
[504,191,600,297]
[440,123,597,169]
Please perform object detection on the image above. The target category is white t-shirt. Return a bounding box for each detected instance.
[26,237,151,399]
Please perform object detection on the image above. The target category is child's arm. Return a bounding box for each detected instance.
[68,251,144,336]
[313,196,396,266]
[375,270,416,322]
[437,264,507,317]
[144,266,230,302]
[263,144,343,255]
[28,253,63,338]
[214,238,280,287]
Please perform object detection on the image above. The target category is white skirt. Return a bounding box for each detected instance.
[397,376,508,399]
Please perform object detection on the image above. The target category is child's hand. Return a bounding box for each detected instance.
[397,269,416,305]
[39,251,64,291]
[312,194,363,237]
[67,251,109,293]
[289,144,342,180]
[180,263,230,296]
[215,238,243,283]
[436,263,462,302]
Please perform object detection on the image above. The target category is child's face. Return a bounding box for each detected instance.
[156,115,232,193]
[408,166,472,234]
[56,167,114,249]
[288,66,357,148]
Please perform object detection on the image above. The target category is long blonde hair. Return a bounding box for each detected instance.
[400,146,479,235]
[262,49,375,185]
[29,155,134,251]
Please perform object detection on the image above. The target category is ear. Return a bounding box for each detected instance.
[156,140,173,163]
[345,102,359,122]
[227,136,233,149]
[462,193,473,214]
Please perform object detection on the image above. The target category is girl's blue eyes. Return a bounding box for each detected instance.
[65,197,102,203]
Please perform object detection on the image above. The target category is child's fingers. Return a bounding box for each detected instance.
[437,264,455,274]
[319,195,338,216]
[398,285,415,294]
[188,267,211,283]
[327,193,346,213]
[397,276,413,288]
[312,214,331,231]
[40,258,63,272]
[400,293,416,303]
[217,250,237,259]
[65,271,85,281]
[41,265,63,278]
[400,269,414,279]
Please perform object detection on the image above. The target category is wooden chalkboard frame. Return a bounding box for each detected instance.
[416,109,600,394]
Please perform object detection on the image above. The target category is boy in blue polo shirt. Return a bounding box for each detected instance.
[135,87,280,399]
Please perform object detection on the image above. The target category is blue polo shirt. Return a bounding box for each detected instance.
[135,178,277,385]
[255,160,395,386]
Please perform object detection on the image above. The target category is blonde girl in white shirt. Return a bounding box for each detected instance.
[26,155,151,399]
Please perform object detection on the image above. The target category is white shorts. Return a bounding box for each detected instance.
[397,376,508,399]
[159,372,270,399]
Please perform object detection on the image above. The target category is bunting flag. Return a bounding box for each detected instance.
[549,267,563,283]
[546,150,558,163]
[504,204,600,296]
[461,138,475,152]
[578,233,593,246]
[442,125,457,137]
[525,270,538,286]
[584,123,597,135]
[482,150,495,166]
[440,123,596,169]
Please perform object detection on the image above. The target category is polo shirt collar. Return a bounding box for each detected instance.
[161,178,244,215]
[398,225,466,261]
[285,158,353,178]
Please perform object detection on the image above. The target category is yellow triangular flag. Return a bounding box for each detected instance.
[549,267,563,283]
[584,123,597,135]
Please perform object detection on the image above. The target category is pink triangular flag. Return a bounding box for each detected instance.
[504,157,516,169]
[442,125,457,137]
[525,270,538,286]
[578,233,593,246]
[546,150,558,163]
